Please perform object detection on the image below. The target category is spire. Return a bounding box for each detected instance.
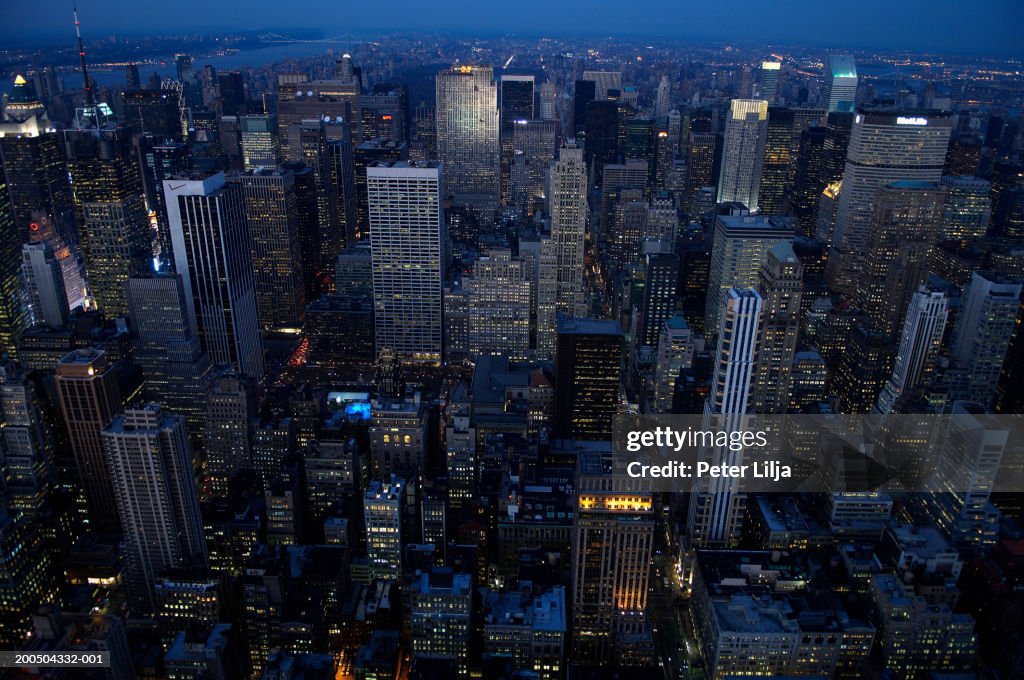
[73,0,94,109]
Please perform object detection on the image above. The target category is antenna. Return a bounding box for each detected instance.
[73,0,95,110]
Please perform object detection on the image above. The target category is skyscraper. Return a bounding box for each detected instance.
[55,349,122,531]
[635,252,679,350]
[685,131,718,213]
[164,173,265,380]
[367,161,445,364]
[940,175,991,240]
[717,99,769,212]
[465,250,531,360]
[826,110,953,293]
[751,242,803,414]
[435,65,500,216]
[756,107,795,215]
[875,286,948,414]
[653,315,694,413]
[823,55,858,113]
[688,288,762,547]
[241,168,306,331]
[203,372,254,496]
[0,168,26,356]
[0,362,56,509]
[511,119,556,215]
[554,317,624,440]
[103,405,206,615]
[499,75,535,205]
[758,61,781,102]
[238,114,280,170]
[364,477,405,580]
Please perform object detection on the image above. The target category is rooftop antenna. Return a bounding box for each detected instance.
[73,0,98,127]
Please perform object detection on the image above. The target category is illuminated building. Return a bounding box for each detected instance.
[444,398,476,508]
[483,583,565,680]
[55,348,122,531]
[370,394,427,475]
[875,286,948,414]
[25,609,134,680]
[717,99,768,212]
[685,131,717,213]
[571,447,654,663]
[155,570,225,648]
[940,175,991,240]
[327,138,358,253]
[284,120,332,292]
[758,61,781,102]
[549,144,588,320]
[305,294,374,367]
[653,315,695,413]
[823,54,858,113]
[367,161,444,364]
[410,567,472,676]
[364,476,405,580]
[203,373,254,497]
[136,135,188,272]
[756,107,795,215]
[354,138,408,237]
[0,363,55,510]
[164,173,265,380]
[554,317,624,441]
[121,89,183,142]
[704,213,793,333]
[539,81,557,121]
[752,242,803,413]
[102,405,207,615]
[600,159,647,235]
[275,54,360,156]
[688,289,762,548]
[241,168,306,331]
[826,110,952,294]
[164,623,235,680]
[435,65,500,217]
[465,249,531,360]
[511,119,556,215]
[0,508,56,648]
[238,114,280,170]
[0,172,25,357]
[832,325,893,413]
[499,75,535,205]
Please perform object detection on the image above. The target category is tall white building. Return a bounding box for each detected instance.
[364,476,405,580]
[466,249,531,360]
[435,65,499,216]
[875,287,948,414]
[548,144,588,319]
[825,110,953,293]
[103,405,206,615]
[163,173,264,380]
[822,55,858,113]
[21,242,69,329]
[688,288,763,548]
[717,99,769,212]
[367,161,445,364]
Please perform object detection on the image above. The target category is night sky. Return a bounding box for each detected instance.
[3,0,1022,57]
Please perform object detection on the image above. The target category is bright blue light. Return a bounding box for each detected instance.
[152,257,161,272]
[345,401,371,420]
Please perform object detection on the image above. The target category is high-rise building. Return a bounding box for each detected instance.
[217,72,247,118]
[635,252,679,350]
[327,139,358,253]
[354,138,408,238]
[653,315,694,413]
[241,168,306,331]
[705,213,794,333]
[539,81,557,122]
[238,114,280,170]
[0,507,56,648]
[121,89,183,142]
[875,286,948,414]
[554,317,624,440]
[435,65,500,216]
[832,325,893,413]
[858,181,947,339]
[0,172,25,357]
[581,71,622,101]
[687,289,762,547]
[949,271,1022,408]
[364,476,405,580]
[756,107,795,215]
[164,173,265,380]
[0,363,56,509]
[654,74,672,120]
[511,119,557,215]
[203,372,254,496]
[752,243,803,413]
[757,61,781,102]
[55,349,122,530]
[826,110,953,293]
[367,161,445,364]
[823,55,858,113]
[465,249,531,360]
[499,75,535,205]
[940,175,991,240]
[410,568,473,676]
[571,448,654,662]
[787,126,831,234]
[685,132,718,213]
[103,405,206,615]
[717,99,769,212]
[135,136,189,272]
[64,122,151,315]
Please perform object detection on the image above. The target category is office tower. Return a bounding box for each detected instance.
[685,132,718,212]
[823,55,858,113]
[367,161,444,363]
[285,122,334,284]
[0,507,56,648]
[126,272,214,438]
[572,79,596,136]
[653,315,694,413]
[499,75,535,205]
[832,325,893,413]
[411,568,472,676]
[950,271,1022,408]
[554,317,624,440]
[64,121,151,316]
[858,181,946,339]
[204,373,254,496]
[584,100,620,182]
[875,286,948,414]
[705,213,794,333]
[539,81,557,121]
[571,448,654,662]
[103,405,206,615]
[600,159,648,238]
[164,173,265,380]
[136,136,189,272]
[435,65,500,216]
[758,61,780,102]
[327,139,358,255]
[549,152,589,314]
[354,139,408,237]
[55,349,121,530]
[411,101,437,160]
[636,252,679,349]
[687,289,762,547]
[281,162,325,300]
[362,83,408,143]
[646,192,678,245]
[717,99,769,212]
[0,175,25,356]
[121,89,183,142]
[520,235,559,360]
[511,119,556,215]
[241,169,306,331]
[654,74,671,121]
[217,115,243,170]
[624,118,655,164]
[443,285,470,363]
[610,190,648,268]
[756,107,795,215]
[483,584,565,680]
[364,477,405,580]
[941,175,991,240]
[788,126,831,234]
[826,110,953,293]
[217,72,247,117]
[581,71,622,101]
[238,114,281,170]
[465,250,531,360]
[0,363,56,506]
[751,243,803,413]
[276,57,359,150]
